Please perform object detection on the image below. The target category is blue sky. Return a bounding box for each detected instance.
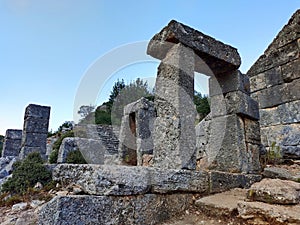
[0,0,299,135]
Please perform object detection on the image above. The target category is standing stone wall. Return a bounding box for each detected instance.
[247,10,300,159]
[2,129,22,157]
[19,104,51,160]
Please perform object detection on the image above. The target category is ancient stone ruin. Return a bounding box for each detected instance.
[147,20,261,173]
[248,10,300,160]
[19,104,51,160]
[1,129,22,157]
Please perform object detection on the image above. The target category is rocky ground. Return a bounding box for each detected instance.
[0,163,299,225]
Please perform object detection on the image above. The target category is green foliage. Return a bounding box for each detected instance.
[0,135,4,156]
[77,105,95,118]
[110,78,154,125]
[1,152,52,195]
[95,110,112,125]
[49,131,74,164]
[266,142,282,165]
[66,150,87,164]
[58,121,73,132]
[194,91,210,122]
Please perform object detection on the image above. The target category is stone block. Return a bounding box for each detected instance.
[147,20,241,75]
[281,146,300,159]
[250,73,266,93]
[38,194,193,225]
[57,137,79,163]
[151,169,209,194]
[278,100,300,124]
[22,132,48,147]
[247,178,300,204]
[244,119,261,144]
[54,164,151,196]
[281,58,300,82]
[76,138,105,164]
[23,118,49,133]
[24,104,50,119]
[4,129,22,140]
[225,91,259,120]
[19,146,45,160]
[153,43,196,170]
[124,97,154,115]
[53,164,210,195]
[264,66,283,87]
[2,139,21,157]
[209,70,250,97]
[209,171,262,193]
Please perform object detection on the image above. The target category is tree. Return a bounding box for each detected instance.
[194,91,210,121]
[110,78,153,125]
[77,105,95,118]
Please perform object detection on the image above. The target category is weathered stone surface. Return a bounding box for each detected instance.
[281,58,300,82]
[53,164,150,195]
[209,70,250,97]
[24,104,51,119]
[57,137,79,163]
[204,114,261,174]
[2,129,22,157]
[195,114,211,160]
[0,156,17,179]
[209,171,262,193]
[195,188,247,217]
[20,104,51,160]
[282,146,300,159]
[38,194,193,225]
[247,178,300,204]
[263,167,294,180]
[53,164,210,195]
[147,20,241,75]
[153,43,196,170]
[119,98,155,166]
[151,169,209,194]
[23,118,49,133]
[237,201,300,224]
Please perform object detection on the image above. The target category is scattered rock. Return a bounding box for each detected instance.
[34,182,43,190]
[12,202,28,212]
[263,166,294,180]
[247,178,300,204]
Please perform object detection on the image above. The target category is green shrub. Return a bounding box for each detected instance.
[66,150,87,164]
[95,110,112,125]
[1,152,52,195]
[49,131,74,164]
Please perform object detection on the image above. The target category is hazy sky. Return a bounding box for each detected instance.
[0,0,299,135]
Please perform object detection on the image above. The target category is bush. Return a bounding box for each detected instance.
[49,131,74,164]
[66,150,87,164]
[95,110,111,125]
[1,152,52,195]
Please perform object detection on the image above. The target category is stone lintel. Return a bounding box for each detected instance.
[147,20,241,75]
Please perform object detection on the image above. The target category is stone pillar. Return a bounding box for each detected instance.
[205,71,262,173]
[2,129,22,157]
[153,43,197,170]
[19,104,51,160]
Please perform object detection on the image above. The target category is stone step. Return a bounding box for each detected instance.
[195,188,300,225]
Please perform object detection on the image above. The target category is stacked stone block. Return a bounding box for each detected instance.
[19,104,50,160]
[148,20,261,173]
[2,129,22,157]
[118,97,155,166]
[247,9,300,159]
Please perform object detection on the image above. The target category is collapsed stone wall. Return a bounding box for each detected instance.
[247,10,300,159]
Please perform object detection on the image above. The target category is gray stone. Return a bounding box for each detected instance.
[147,20,241,75]
[57,137,105,164]
[152,43,196,170]
[38,194,192,225]
[209,70,250,97]
[23,118,49,133]
[249,73,266,93]
[119,98,155,166]
[52,164,210,195]
[24,104,50,119]
[20,104,50,160]
[237,200,300,224]
[281,58,300,82]
[209,171,262,193]
[2,129,22,157]
[264,66,284,87]
[195,114,211,160]
[282,146,300,159]
[247,178,300,204]
[263,167,294,180]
